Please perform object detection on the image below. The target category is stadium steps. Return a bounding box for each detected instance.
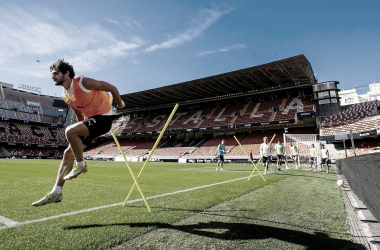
[279,98,287,111]
[228,134,248,154]
[157,140,171,148]
[193,135,212,148]
[270,111,276,121]
[270,98,287,121]
[229,104,249,125]
[240,104,249,116]
[197,108,216,128]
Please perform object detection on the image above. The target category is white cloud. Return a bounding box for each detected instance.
[146,4,233,52]
[67,38,145,72]
[197,44,247,57]
[0,5,145,76]
[132,20,143,29]
[105,18,121,26]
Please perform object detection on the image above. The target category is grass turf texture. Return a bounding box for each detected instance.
[0,159,359,249]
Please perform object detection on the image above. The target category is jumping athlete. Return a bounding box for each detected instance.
[32,59,125,206]
[216,139,226,171]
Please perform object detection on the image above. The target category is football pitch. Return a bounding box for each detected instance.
[0,159,360,249]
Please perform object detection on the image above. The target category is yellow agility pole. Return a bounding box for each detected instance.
[247,134,276,181]
[123,103,179,207]
[110,129,151,212]
[234,136,266,182]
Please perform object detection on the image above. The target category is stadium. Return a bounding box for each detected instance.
[1,54,380,249]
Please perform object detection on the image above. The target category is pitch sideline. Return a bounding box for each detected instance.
[0,173,264,231]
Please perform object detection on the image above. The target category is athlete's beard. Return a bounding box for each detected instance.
[54,77,64,86]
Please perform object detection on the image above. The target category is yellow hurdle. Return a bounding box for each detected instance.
[234,136,265,182]
[123,103,179,207]
[247,134,276,180]
[110,129,151,211]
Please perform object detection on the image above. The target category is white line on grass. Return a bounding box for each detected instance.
[0,173,262,231]
[0,215,19,227]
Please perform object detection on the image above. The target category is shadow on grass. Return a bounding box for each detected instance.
[65,221,362,249]
[98,205,351,237]
[287,173,336,181]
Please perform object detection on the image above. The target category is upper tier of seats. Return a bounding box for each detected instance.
[321,115,380,135]
[320,100,380,128]
[120,97,313,133]
[0,87,64,124]
[0,121,68,145]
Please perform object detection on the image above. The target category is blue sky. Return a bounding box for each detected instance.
[0,0,379,97]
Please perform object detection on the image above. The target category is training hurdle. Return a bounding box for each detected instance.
[110,129,152,211]
[234,134,276,181]
[121,103,179,209]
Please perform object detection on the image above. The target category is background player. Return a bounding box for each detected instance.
[290,143,299,169]
[320,144,329,173]
[309,144,316,170]
[275,140,286,171]
[216,139,226,171]
[249,150,253,164]
[32,59,125,206]
[260,137,273,174]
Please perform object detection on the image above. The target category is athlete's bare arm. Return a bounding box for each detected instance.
[82,78,125,109]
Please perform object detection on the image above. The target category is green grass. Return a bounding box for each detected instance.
[0,159,359,249]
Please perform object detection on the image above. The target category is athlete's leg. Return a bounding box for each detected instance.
[55,146,74,187]
[65,122,89,163]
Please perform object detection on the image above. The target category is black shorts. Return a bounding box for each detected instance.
[262,156,269,163]
[80,115,117,146]
[218,155,224,162]
[310,157,315,161]
[277,154,283,160]
[321,158,328,164]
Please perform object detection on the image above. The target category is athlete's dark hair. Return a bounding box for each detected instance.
[49,59,75,79]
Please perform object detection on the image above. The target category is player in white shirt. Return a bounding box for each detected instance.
[260,137,273,174]
[290,143,299,169]
[320,144,329,173]
[309,144,316,170]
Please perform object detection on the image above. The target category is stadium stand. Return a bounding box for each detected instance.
[0,121,67,145]
[152,147,196,160]
[116,97,314,134]
[0,109,17,119]
[0,100,7,109]
[182,134,245,160]
[124,139,166,157]
[5,148,43,157]
[320,100,380,128]
[321,115,380,135]
[200,105,245,127]
[2,87,22,103]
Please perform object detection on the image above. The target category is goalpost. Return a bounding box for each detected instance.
[283,134,320,170]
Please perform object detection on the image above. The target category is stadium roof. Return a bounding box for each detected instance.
[120,54,316,112]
